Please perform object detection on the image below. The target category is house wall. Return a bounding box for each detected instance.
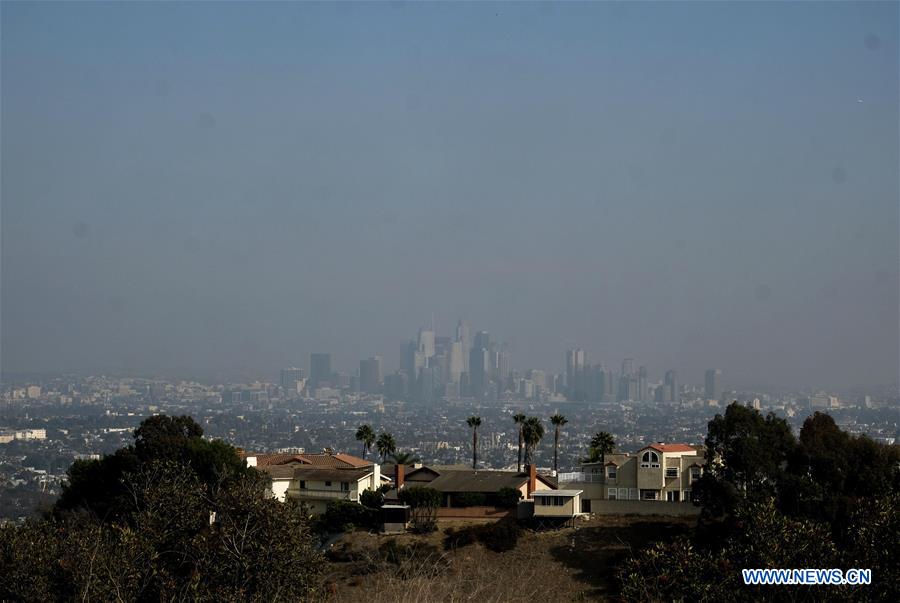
[269,479,290,503]
[533,495,577,517]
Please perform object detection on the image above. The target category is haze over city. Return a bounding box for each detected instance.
[2,1,898,389]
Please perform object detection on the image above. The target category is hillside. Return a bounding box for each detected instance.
[321,515,696,602]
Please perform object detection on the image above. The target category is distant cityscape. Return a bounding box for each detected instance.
[1,318,898,521]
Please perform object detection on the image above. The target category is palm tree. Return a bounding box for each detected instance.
[550,413,568,474]
[513,413,526,472]
[522,416,545,466]
[355,424,376,459]
[376,432,397,463]
[390,451,420,465]
[590,431,616,480]
[466,416,482,470]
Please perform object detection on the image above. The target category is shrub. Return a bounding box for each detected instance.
[398,487,442,534]
[495,487,523,508]
[360,488,385,509]
[479,519,520,552]
[321,501,377,533]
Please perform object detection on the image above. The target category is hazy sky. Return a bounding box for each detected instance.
[2,1,898,388]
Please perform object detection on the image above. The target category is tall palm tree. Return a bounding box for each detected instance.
[590,431,616,480]
[466,416,482,470]
[390,451,420,465]
[550,413,568,474]
[522,416,545,466]
[355,424,376,459]
[513,413,526,472]
[376,432,397,463]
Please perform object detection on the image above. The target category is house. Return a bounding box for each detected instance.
[245,450,382,514]
[559,442,705,514]
[532,489,584,526]
[385,463,557,510]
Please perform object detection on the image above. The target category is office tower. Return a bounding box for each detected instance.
[527,369,546,394]
[638,366,648,401]
[418,328,435,359]
[664,370,678,403]
[473,331,491,352]
[621,358,635,376]
[419,366,436,404]
[449,341,464,383]
[705,369,722,400]
[309,353,332,390]
[565,349,586,399]
[469,347,491,397]
[456,320,470,371]
[280,367,304,393]
[359,356,382,394]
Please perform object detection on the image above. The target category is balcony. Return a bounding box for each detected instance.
[557,472,605,484]
[288,488,355,501]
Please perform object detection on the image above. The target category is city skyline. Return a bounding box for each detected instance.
[2,2,898,389]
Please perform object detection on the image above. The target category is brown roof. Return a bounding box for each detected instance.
[260,465,372,482]
[406,469,556,493]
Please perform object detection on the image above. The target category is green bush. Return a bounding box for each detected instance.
[321,501,377,533]
[479,519,520,552]
[495,487,523,508]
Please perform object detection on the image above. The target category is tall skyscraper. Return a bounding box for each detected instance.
[456,319,470,366]
[309,353,332,390]
[280,367,304,393]
[664,370,678,403]
[449,341,464,383]
[469,347,491,397]
[473,331,491,352]
[638,366,648,401]
[418,328,435,359]
[621,358,635,376]
[565,349,585,399]
[705,369,722,400]
[359,356,382,394]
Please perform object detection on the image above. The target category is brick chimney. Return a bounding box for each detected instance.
[526,464,537,498]
[395,463,405,490]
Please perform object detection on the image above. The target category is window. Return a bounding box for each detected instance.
[299,480,306,489]
[608,488,618,500]
[665,467,679,479]
[340,482,350,491]
[581,499,591,513]
[538,496,566,506]
[627,488,638,500]
[684,490,693,502]
[640,451,660,468]
[607,465,617,480]
[690,466,702,482]
[641,490,659,501]
[324,481,332,487]
[666,491,680,502]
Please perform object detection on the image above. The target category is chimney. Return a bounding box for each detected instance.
[526,464,537,498]
[395,463,405,490]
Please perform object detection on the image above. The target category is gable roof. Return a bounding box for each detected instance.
[248,451,372,468]
[261,465,372,482]
[405,468,557,493]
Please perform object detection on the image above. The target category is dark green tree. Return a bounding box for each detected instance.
[467,416,482,470]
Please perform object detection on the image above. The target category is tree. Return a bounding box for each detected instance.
[390,451,420,465]
[589,431,616,480]
[513,413,526,472]
[550,413,568,474]
[467,416,482,470]
[398,486,442,534]
[355,424,376,459]
[54,414,250,521]
[696,403,795,519]
[521,417,544,466]
[376,432,397,463]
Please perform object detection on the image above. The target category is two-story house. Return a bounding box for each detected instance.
[560,442,705,513]
[245,450,382,515]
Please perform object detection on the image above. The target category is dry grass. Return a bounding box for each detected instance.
[319,515,695,602]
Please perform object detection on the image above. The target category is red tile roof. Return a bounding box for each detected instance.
[643,443,697,453]
[248,451,372,468]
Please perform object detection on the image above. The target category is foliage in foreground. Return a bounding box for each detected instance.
[0,415,324,602]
